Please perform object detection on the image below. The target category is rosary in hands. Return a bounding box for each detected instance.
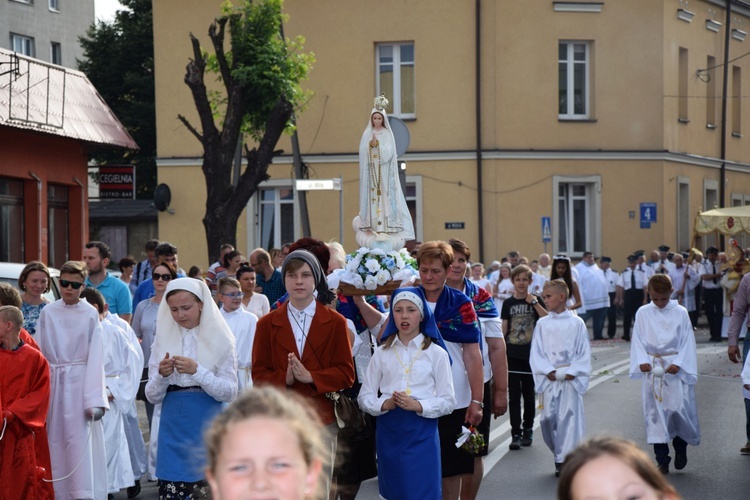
[159,352,198,377]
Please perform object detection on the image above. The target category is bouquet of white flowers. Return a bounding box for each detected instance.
[327,247,419,292]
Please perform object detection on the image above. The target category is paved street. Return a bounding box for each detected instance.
[114,325,750,499]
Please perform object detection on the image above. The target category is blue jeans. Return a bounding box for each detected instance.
[579,307,607,339]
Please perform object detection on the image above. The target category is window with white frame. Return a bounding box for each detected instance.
[11,34,35,57]
[554,176,601,257]
[50,42,62,65]
[257,186,295,250]
[49,0,59,11]
[404,175,422,242]
[558,41,590,119]
[376,43,415,118]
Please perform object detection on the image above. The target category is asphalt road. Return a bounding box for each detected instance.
[113,325,750,499]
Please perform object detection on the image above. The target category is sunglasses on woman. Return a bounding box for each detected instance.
[59,279,84,289]
[152,273,172,281]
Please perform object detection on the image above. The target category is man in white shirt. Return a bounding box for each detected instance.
[575,252,610,340]
[538,253,552,280]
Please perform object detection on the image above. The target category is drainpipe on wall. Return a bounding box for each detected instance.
[719,0,731,250]
[475,0,484,262]
[73,177,86,256]
[29,172,42,261]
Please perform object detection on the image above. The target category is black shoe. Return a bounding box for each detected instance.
[622,336,631,342]
[509,434,522,450]
[657,463,669,474]
[555,462,564,477]
[521,429,533,446]
[127,479,141,498]
[674,451,687,470]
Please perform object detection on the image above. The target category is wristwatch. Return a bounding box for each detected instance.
[530,299,538,305]
[471,399,484,409]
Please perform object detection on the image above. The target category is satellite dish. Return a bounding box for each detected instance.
[389,117,411,157]
[154,184,171,212]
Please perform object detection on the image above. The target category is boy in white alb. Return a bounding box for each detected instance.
[80,288,140,496]
[630,274,700,474]
[530,279,591,477]
[218,277,258,392]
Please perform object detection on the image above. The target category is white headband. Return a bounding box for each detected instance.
[393,291,424,318]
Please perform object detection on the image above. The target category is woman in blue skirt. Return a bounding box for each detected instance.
[145,278,238,498]
[358,287,455,499]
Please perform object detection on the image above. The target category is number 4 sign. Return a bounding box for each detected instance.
[640,203,657,229]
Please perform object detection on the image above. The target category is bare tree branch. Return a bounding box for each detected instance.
[177,114,203,143]
[208,16,233,90]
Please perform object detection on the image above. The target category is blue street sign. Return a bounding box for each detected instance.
[542,216,552,243]
[640,203,656,229]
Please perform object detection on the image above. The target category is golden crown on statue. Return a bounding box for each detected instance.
[373,93,389,111]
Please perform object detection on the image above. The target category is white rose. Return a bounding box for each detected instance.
[365,258,381,273]
[376,269,390,285]
[356,247,370,256]
[351,275,364,289]
[364,275,378,290]
[346,257,361,273]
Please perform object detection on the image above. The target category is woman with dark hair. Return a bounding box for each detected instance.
[237,265,270,318]
[215,251,245,281]
[18,261,52,336]
[118,256,137,288]
[550,255,582,312]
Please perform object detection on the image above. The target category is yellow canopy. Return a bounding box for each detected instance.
[694,206,750,236]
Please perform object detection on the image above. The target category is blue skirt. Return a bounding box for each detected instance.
[156,389,223,482]
[376,407,441,500]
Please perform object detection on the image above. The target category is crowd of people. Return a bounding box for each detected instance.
[3,236,750,500]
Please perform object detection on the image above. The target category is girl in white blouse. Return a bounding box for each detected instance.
[358,287,455,500]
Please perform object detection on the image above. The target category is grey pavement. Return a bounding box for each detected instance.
[112,322,750,499]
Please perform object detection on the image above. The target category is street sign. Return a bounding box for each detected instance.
[445,222,465,230]
[295,179,342,191]
[640,203,657,229]
[98,166,135,199]
[541,216,551,243]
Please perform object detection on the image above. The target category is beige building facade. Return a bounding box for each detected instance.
[153,0,750,270]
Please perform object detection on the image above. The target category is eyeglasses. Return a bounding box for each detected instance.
[60,280,84,289]
[221,292,244,299]
[152,273,172,281]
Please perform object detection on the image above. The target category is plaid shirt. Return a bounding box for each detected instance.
[257,269,286,305]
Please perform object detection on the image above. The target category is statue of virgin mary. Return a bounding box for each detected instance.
[352,94,415,251]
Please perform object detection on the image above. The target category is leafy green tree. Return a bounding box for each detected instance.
[78,0,156,198]
[178,0,313,263]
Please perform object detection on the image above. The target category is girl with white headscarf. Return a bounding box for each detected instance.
[145,278,237,499]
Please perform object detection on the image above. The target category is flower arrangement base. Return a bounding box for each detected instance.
[338,280,419,296]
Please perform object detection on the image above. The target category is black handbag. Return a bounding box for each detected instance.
[326,391,368,437]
